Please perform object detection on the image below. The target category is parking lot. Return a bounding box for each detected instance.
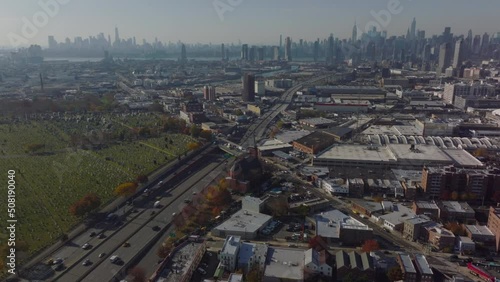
[190,250,220,282]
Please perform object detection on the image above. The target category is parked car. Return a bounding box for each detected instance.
[197,268,207,275]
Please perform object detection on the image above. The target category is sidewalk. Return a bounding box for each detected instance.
[18,144,213,277]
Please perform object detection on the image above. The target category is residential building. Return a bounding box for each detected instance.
[465,225,495,244]
[314,210,373,245]
[438,201,476,224]
[351,200,383,217]
[242,73,255,102]
[412,201,440,220]
[319,178,349,195]
[428,227,455,250]
[304,249,333,279]
[220,236,241,271]
[203,85,216,101]
[487,207,500,252]
[379,204,416,232]
[403,217,430,241]
[457,236,475,253]
[442,82,495,105]
[397,254,417,282]
[335,251,374,282]
[238,241,268,273]
[414,254,434,282]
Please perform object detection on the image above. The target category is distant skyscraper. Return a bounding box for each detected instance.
[473,35,482,54]
[279,35,282,49]
[481,33,490,55]
[241,44,248,60]
[248,46,255,62]
[257,47,264,61]
[285,37,292,62]
[367,41,376,60]
[313,40,319,62]
[410,18,416,40]
[181,44,187,63]
[242,73,255,102]
[203,86,216,101]
[466,30,473,48]
[221,44,225,61]
[114,27,120,45]
[273,46,280,61]
[437,42,452,76]
[48,36,57,49]
[351,22,357,42]
[443,27,452,43]
[326,34,334,64]
[453,39,464,69]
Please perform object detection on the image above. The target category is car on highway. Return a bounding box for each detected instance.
[89,231,96,237]
[81,243,91,250]
[172,212,176,217]
[143,188,149,194]
[184,198,191,203]
[122,242,131,248]
[192,191,197,195]
[98,252,106,258]
[197,268,207,275]
[53,258,63,265]
[82,259,91,266]
[110,255,121,264]
[152,225,161,231]
[98,233,106,239]
[53,263,65,271]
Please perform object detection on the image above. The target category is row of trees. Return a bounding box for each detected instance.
[157,179,233,258]
[69,193,101,217]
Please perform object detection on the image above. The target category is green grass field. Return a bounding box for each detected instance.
[0,115,194,258]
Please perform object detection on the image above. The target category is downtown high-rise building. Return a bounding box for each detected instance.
[481,33,490,55]
[221,44,225,61]
[313,40,319,62]
[285,37,292,62]
[326,34,334,64]
[180,44,187,63]
[437,42,452,77]
[410,18,417,40]
[273,46,280,61]
[351,22,357,43]
[241,44,249,60]
[114,26,120,46]
[453,39,465,69]
[242,73,255,102]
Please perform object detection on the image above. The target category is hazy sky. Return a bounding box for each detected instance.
[1,0,499,48]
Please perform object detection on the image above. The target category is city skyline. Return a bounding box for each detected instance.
[1,0,500,48]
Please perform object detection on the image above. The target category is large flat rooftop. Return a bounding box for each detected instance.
[213,209,272,234]
[264,247,305,281]
[314,144,483,169]
[315,209,372,238]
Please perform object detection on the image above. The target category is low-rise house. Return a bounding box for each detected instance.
[403,217,431,241]
[438,201,476,224]
[465,225,495,245]
[412,201,440,220]
[304,248,333,280]
[428,227,456,250]
[335,251,374,282]
[457,236,475,253]
[414,254,434,282]
[397,254,417,282]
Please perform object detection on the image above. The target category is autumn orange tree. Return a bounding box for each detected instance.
[187,142,201,151]
[114,182,138,197]
[69,193,101,217]
[361,239,380,253]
